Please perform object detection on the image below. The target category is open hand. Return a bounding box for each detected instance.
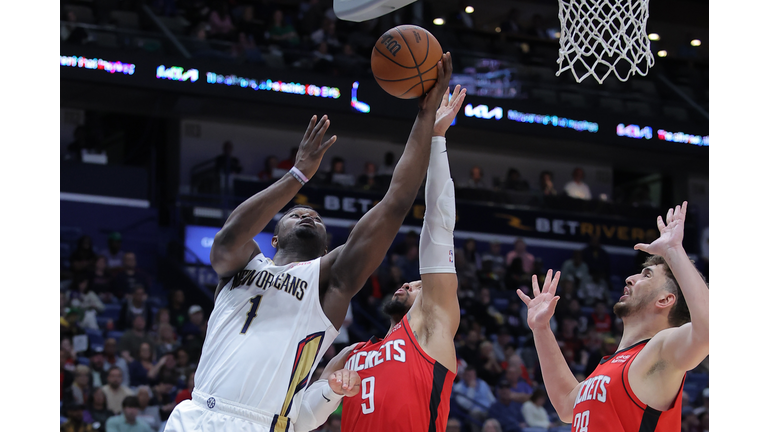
[419,52,453,112]
[433,85,467,137]
[517,270,560,332]
[634,201,687,257]
[328,368,361,397]
[293,115,338,179]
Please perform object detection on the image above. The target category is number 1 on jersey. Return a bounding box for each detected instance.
[241,295,263,334]
[361,376,375,414]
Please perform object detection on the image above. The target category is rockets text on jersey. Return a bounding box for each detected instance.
[571,340,685,432]
[341,316,455,432]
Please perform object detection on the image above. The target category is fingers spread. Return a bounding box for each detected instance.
[634,243,649,251]
[531,274,540,297]
[656,215,666,232]
[516,289,531,306]
[666,207,674,225]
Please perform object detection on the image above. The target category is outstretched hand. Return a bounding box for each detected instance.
[419,52,453,112]
[293,115,338,179]
[328,368,361,397]
[433,85,467,137]
[634,201,687,257]
[517,270,561,332]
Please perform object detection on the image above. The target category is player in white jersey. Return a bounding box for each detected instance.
[164,52,455,432]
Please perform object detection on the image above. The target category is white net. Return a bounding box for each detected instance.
[556,0,654,84]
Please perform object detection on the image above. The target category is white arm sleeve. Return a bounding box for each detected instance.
[419,136,456,275]
[292,379,343,432]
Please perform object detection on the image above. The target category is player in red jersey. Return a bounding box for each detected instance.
[518,202,708,432]
[295,84,467,432]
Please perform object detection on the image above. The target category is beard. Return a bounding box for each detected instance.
[613,291,653,319]
[280,227,327,258]
[382,295,410,322]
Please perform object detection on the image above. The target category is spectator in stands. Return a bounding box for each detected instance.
[276,147,298,171]
[520,387,552,429]
[589,301,613,335]
[463,166,489,189]
[584,336,618,377]
[446,418,461,432]
[89,346,107,388]
[481,418,503,432]
[311,41,334,73]
[378,152,396,176]
[87,387,111,432]
[487,380,527,432]
[155,351,182,388]
[168,289,188,331]
[102,232,125,272]
[582,234,611,276]
[68,365,93,406]
[504,258,526,292]
[453,366,496,424]
[70,235,98,279]
[502,168,530,192]
[102,367,134,415]
[503,357,533,406]
[477,340,504,387]
[61,10,91,45]
[208,1,236,40]
[91,256,112,301]
[538,171,557,196]
[150,307,171,340]
[152,377,179,422]
[564,167,592,200]
[563,297,588,333]
[553,278,577,323]
[469,288,503,335]
[119,315,155,362]
[492,327,514,362]
[461,238,482,271]
[128,342,166,387]
[233,31,265,64]
[106,396,153,432]
[458,330,482,370]
[257,155,279,181]
[61,401,93,432]
[180,305,206,340]
[62,348,76,401]
[110,253,151,300]
[267,9,300,47]
[357,161,378,190]
[578,269,612,307]
[67,276,105,328]
[311,18,341,51]
[505,239,535,273]
[239,5,266,44]
[103,338,131,387]
[504,301,527,340]
[324,156,356,187]
[117,286,152,331]
[174,371,196,405]
[391,230,419,258]
[155,323,180,359]
[395,245,421,283]
[481,241,506,276]
[215,141,243,176]
[560,250,590,292]
[136,386,162,432]
[62,307,85,339]
[336,43,367,77]
[174,348,196,386]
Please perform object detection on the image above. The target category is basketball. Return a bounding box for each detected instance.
[371,25,443,99]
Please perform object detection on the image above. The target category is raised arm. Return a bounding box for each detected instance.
[634,201,709,371]
[319,53,454,328]
[517,271,581,423]
[210,116,337,281]
[411,85,466,371]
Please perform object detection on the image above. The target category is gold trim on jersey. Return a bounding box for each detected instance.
[278,332,326,425]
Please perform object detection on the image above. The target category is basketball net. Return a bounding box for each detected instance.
[556,0,655,84]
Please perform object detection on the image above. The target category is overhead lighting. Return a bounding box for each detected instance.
[657,50,667,57]
[648,33,660,41]
[554,31,561,38]
[691,39,701,46]
[495,26,501,33]
[433,18,445,25]
[465,6,474,13]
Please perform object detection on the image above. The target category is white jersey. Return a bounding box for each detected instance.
[193,253,338,430]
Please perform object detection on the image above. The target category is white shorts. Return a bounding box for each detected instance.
[164,390,292,432]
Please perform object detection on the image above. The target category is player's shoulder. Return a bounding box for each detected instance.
[645,324,691,351]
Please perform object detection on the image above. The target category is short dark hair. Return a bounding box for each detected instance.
[531,387,547,402]
[643,255,707,327]
[273,205,316,236]
[107,366,123,376]
[122,396,140,408]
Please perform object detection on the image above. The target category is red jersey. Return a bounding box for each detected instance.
[341,316,456,432]
[572,340,684,432]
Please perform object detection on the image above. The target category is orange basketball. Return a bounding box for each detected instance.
[371,25,443,99]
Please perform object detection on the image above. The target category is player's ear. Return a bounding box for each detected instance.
[656,292,675,310]
[272,235,279,249]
